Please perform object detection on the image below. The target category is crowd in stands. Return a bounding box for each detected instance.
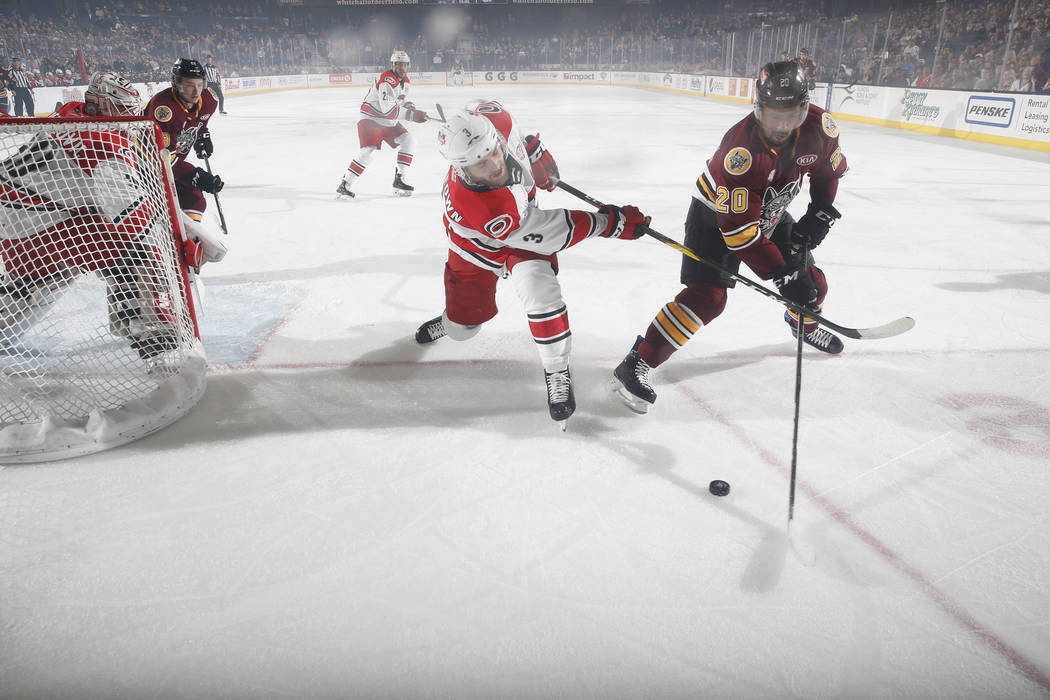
[1,0,1048,94]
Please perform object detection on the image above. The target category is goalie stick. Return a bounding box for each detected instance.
[556,181,914,341]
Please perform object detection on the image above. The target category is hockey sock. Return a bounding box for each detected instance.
[639,283,727,368]
[395,151,413,176]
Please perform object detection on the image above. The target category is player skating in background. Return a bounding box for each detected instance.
[145,58,224,224]
[336,50,428,199]
[0,72,223,360]
[612,61,849,414]
[415,100,649,428]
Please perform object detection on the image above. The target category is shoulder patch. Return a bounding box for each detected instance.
[821,112,839,138]
[483,213,515,239]
[723,147,752,176]
[153,105,172,123]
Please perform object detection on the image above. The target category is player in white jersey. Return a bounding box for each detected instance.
[336,50,428,199]
[0,72,224,359]
[414,101,650,428]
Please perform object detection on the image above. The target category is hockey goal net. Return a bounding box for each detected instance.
[446,70,474,87]
[0,116,205,463]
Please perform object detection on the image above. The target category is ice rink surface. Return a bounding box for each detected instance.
[3,83,1050,699]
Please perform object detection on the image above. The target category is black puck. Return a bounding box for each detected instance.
[709,480,730,497]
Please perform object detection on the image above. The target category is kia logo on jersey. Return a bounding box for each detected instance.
[795,154,818,166]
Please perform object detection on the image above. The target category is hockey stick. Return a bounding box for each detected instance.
[431,103,447,124]
[202,155,229,236]
[556,181,915,341]
[787,243,816,566]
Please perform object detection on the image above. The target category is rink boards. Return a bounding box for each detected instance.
[33,69,1050,153]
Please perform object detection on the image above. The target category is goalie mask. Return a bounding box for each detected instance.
[437,110,508,187]
[85,71,142,117]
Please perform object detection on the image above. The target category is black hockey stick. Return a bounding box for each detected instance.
[556,181,915,341]
[430,103,447,124]
[786,243,815,565]
[203,155,229,236]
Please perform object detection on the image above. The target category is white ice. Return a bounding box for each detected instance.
[3,84,1050,699]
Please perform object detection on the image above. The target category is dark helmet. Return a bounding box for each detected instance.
[755,61,809,110]
[171,58,205,84]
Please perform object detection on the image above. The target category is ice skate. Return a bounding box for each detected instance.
[335,179,355,199]
[129,329,180,361]
[544,367,575,430]
[392,171,414,197]
[415,315,446,344]
[612,335,656,414]
[789,319,844,355]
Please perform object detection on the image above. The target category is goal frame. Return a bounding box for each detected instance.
[0,115,207,463]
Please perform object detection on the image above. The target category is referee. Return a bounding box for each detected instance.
[0,58,10,114]
[9,58,34,117]
[204,55,226,115]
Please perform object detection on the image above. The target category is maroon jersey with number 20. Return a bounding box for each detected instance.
[694,103,848,279]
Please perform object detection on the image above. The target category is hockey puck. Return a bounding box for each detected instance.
[709,480,730,497]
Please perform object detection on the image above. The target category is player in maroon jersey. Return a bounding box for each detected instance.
[611,61,849,414]
[413,100,649,428]
[144,58,222,222]
[335,50,427,199]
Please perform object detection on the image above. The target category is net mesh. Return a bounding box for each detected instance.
[0,118,199,435]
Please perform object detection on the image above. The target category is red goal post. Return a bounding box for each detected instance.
[0,116,206,463]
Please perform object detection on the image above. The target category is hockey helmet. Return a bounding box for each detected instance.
[754,61,809,143]
[171,58,206,84]
[86,71,142,116]
[437,109,505,186]
[390,50,410,65]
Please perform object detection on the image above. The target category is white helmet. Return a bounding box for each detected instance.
[437,110,503,184]
[86,71,142,116]
[390,50,410,65]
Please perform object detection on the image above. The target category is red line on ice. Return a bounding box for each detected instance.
[674,382,1050,695]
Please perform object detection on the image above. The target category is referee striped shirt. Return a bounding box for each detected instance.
[204,65,220,83]
[10,69,31,89]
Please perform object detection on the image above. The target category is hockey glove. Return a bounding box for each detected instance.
[524,134,560,191]
[771,259,819,308]
[598,205,650,240]
[193,129,214,159]
[790,201,841,249]
[190,166,224,194]
[402,104,428,123]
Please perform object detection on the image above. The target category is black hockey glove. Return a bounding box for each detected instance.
[771,259,819,308]
[190,166,224,194]
[790,201,841,249]
[193,129,214,159]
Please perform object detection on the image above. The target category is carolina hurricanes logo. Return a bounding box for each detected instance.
[438,131,447,145]
[484,214,515,239]
[471,101,504,115]
[760,179,801,233]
